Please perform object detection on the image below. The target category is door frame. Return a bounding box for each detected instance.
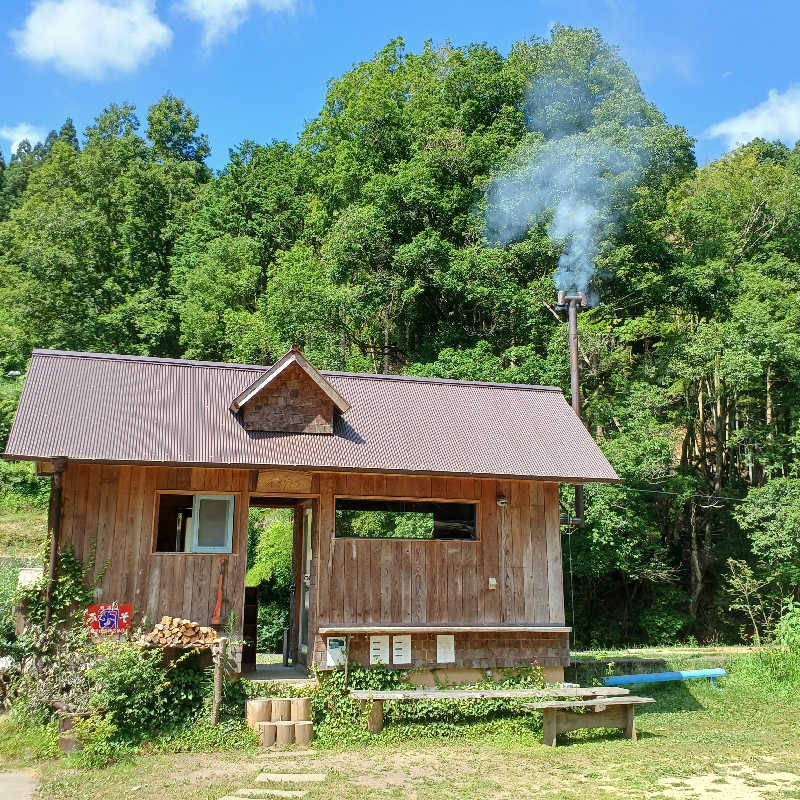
[293,499,314,664]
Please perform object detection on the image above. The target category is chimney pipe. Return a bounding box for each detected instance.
[555,293,586,528]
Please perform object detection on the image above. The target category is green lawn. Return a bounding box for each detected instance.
[3,653,800,800]
[0,506,47,559]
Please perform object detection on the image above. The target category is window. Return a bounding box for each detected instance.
[334,498,477,540]
[155,494,235,553]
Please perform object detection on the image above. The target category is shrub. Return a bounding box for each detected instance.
[73,713,132,768]
[774,601,800,651]
[257,601,288,653]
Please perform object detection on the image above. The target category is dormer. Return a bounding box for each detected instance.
[230,345,350,434]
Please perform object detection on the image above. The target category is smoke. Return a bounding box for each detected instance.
[485,74,652,297]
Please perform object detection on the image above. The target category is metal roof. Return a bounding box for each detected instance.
[4,349,619,482]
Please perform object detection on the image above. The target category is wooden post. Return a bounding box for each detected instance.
[275,721,295,747]
[44,458,67,628]
[294,720,314,746]
[291,697,312,721]
[271,698,291,722]
[363,700,384,733]
[246,698,271,729]
[542,708,557,747]
[210,637,228,725]
[623,704,636,741]
[257,721,277,747]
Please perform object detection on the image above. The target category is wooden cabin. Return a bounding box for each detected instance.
[4,346,618,683]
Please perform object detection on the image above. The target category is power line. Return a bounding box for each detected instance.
[601,484,747,503]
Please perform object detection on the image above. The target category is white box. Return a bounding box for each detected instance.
[436,634,455,663]
[369,635,390,665]
[392,634,411,664]
[326,636,347,667]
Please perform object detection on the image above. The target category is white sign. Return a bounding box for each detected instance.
[369,635,390,665]
[436,634,455,663]
[392,635,411,665]
[326,636,347,667]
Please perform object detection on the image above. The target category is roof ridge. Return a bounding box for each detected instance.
[30,349,562,393]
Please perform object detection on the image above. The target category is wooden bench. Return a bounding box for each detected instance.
[526,695,655,746]
[349,687,630,733]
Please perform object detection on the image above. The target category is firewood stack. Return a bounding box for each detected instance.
[139,616,219,648]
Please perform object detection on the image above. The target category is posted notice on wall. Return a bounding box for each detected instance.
[392,634,411,664]
[436,634,455,663]
[326,636,347,667]
[369,635,390,665]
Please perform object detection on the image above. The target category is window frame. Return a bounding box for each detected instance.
[332,495,481,542]
[153,491,238,555]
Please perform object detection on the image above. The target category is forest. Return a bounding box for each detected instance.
[2,25,799,648]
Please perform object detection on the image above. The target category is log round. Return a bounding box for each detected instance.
[290,697,312,722]
[246,698,271,730]
[275,721,295,747]
[294,720,314,746]
[271,698,292,722]
[257,721,277,747]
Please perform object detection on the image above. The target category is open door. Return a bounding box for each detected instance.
[297,502,313,663]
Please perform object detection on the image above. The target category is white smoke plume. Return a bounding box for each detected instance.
[486,75,653,298]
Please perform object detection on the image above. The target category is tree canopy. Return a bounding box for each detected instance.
[3,26,800,645]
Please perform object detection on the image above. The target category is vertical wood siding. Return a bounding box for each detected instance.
[59,464,251,633]
[315,473,564,627]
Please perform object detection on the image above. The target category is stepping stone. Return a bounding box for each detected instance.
[257,773,327,784]
[257,749,316,758]
[235,791,308,798]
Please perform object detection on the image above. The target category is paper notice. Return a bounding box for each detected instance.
[392,634,411,664]
[369,635,390,665]
[436,634,455,663]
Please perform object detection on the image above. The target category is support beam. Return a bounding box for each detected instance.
[44,458,67,628]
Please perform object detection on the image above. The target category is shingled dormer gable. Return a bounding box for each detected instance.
[230,345,350,434]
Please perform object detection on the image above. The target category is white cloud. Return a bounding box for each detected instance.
[0,123,46,157]
[11,0,172,80]
[708,86,800,150]
[180,0,297,48]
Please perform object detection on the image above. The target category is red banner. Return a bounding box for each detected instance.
[85,603,132,633]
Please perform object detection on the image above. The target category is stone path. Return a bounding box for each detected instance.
[0,770,37,800]
[217,749,328,800]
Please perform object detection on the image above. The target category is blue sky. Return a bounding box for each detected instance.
[1,0,798,171]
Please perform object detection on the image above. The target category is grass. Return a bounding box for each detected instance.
[0,506,47,559]
[3,650,800,800]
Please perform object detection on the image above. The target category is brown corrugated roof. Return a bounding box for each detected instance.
[4,349,619,482]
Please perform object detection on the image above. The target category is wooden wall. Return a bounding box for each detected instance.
[56,464,565,666]
[314,473,564,630]
[59,463,250,632]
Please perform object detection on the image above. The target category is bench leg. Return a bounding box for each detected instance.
[542,708,557,747]
[363,700,384,734]
[623,704,636,741]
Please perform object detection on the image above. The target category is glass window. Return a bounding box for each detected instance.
[155,494,234,553]
[334,499,477,540]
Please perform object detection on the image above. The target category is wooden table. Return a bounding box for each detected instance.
[349,686,631,733]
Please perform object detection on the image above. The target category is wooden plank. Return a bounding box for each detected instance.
[461,541,478,624]
[182,556,196,621]
[446,541,461,622]
[316,475,334,627]
[544,483,565,624]
[379,543,392,624]
[108,465,131,601]
[401,541,412,624]
[480,479,499,624]
[410,540,426,624]
[531,487,548,624]
[498,481,513,623]
[343,539,357,624]
[59,465,75,550]
[390,542,402,623]
[425,544,438,623]
[528,696,654,710]
[320,624,572,633]
[445,477,463,499]
[257,470,313,494]
[191,556,210,624]
[146,557,162,623]
[511,480,528,620]
[369,539,381,625]
[133,469,154,621]
[95,465,119,593]
[350,687,630,700]
[72,463,91,563]
[356,540,371,624]
[430,476,447,499]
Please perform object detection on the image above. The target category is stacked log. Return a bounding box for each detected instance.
[246,696,314,748]
[139,616,218,648]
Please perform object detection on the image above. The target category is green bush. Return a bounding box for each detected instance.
[73,713,132,768]
[774,601,800,651]
[0,460,49,512]
[257,601,288,653]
